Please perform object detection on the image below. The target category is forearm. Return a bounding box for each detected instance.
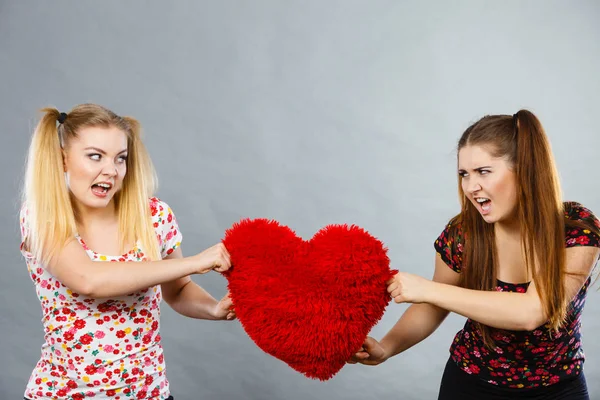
[380,303,449,358]
[166,281,221,320]
[81,257,197,298]
[425,281,543,331]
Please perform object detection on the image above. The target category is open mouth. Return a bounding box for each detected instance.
[91,182,113,197]
[475,197,491,213]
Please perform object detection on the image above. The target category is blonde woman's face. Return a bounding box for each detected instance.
[63,126,128,210]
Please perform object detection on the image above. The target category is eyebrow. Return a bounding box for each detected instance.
[84,147,128,155]
[458,166,492,172]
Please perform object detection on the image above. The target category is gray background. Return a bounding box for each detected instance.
[1,1,599,399]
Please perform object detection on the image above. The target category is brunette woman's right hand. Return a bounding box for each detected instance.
[193,243,231,274]
[347,336,390,366]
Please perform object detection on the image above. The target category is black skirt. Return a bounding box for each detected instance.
[438,357,589,400]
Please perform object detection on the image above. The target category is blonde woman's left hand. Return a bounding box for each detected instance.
[212,292,237,320]
[386,272,431,304]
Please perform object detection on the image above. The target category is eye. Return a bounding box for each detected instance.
[458,171,468,177]
[88,153,101,161]
[479,169,490,175]
[117,155,128,164]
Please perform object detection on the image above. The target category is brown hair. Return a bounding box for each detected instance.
[448,109,599,347]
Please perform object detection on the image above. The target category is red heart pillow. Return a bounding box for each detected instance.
[221,218,394,380]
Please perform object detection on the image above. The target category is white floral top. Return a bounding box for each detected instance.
[19,197,182,400]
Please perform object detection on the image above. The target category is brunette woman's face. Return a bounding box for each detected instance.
[458,144,518,224]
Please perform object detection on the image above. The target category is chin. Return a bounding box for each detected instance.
[74,194,114,209]
[479,213,498,224]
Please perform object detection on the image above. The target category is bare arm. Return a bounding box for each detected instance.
[161,247,235,320]
[390,246,600,331]
[350,255,459,365]
[43,238,230,299]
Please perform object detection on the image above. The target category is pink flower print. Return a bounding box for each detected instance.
[103,345,114,353]
[95,330,106,339]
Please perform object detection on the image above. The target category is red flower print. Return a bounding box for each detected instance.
[74,319,86,329]
[79,333,93,345]
[85,364,97,375]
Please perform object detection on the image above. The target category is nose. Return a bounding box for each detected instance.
[101,160,119,177]
[466,177,481,194]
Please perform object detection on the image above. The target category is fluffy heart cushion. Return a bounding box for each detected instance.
[221,218,394,381]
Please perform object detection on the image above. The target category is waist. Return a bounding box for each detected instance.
[25,342,169,399]
[450,323,585,388]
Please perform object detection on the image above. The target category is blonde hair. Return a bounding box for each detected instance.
[21,104,161,264]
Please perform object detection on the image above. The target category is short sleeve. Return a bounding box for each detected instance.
[19,203,35,261]
[434,220,463,273]
[564,202,600,248]
[150,197,183,258]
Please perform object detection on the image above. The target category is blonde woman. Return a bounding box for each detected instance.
[19,104,234,400]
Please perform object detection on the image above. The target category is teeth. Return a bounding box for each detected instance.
[476,198,489,203]
[96,183,111,188]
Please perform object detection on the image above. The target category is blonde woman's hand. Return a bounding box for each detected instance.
[193,243,231,274]
[212,292,236,320]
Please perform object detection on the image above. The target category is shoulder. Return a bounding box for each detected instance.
[148,197,182,256]
[149,197,177,220]
[435,216,464,246]
[564,201,599,224]
[563,201,600,248]
[19,202,31,234]
[434,216,464,272]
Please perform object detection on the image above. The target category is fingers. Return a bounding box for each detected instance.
[362,336,377,350]
[213,243,232,273]
[220,293,233,309]
[346,351,369,364]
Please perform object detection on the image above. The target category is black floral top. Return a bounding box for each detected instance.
[434,201,600,388]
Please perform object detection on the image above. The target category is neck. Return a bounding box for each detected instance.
[494,215,521,239]
[72,198,118,230]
